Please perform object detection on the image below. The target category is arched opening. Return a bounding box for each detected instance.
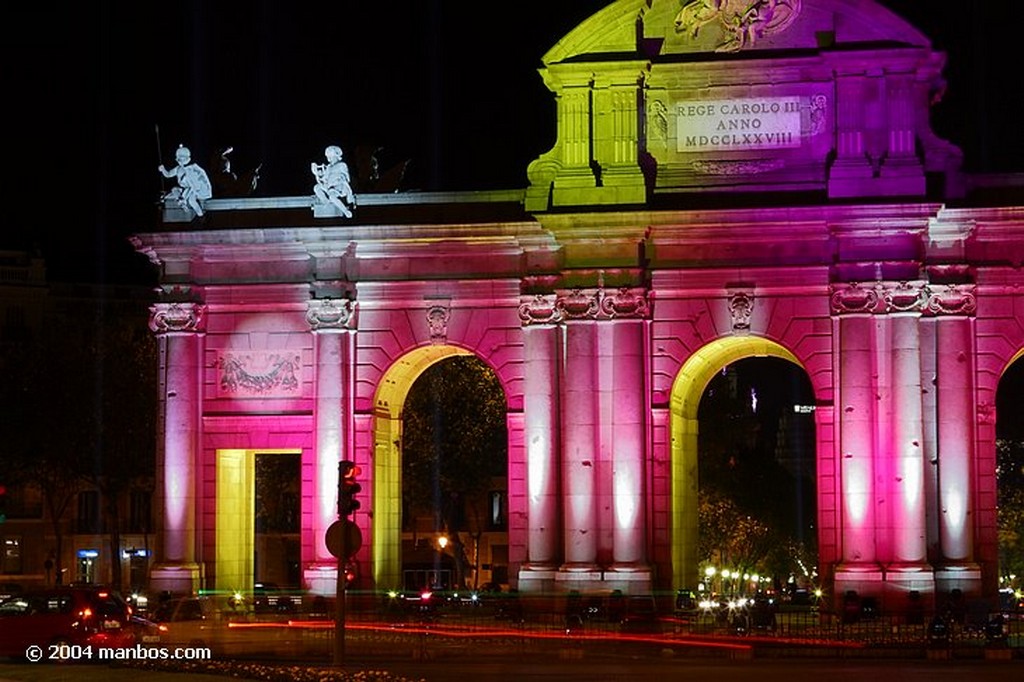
[669,337,815,592]
[401,355,508,591]
[697,357,816,599]
[371,346,508,591]
[996,351,1024,607]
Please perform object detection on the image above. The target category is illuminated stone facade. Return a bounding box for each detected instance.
[133,1,1024,610]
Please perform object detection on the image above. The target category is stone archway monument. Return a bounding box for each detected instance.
[134,1,1018,611]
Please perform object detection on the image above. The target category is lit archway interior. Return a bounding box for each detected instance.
[669,336,804,590]
[371,345,473,589]
[996,349,1024,587]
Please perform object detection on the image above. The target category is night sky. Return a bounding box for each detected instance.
[5,1,1022,283]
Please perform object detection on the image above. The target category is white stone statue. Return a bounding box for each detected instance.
[159,145,213,217]
[311,145,356,218]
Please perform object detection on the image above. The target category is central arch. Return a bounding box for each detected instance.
[669,336,806,590]
[370,344,475,589]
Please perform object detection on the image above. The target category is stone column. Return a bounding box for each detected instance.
[561,315,599,570]
[148,302,205,595]
[830,285,880,581]
[605,293,648,571]
[929,286,979,590]
[888,310,928,565]
[518,296,563,579]
[305,298,356,596]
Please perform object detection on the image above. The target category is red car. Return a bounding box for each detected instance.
[0,586,135,659]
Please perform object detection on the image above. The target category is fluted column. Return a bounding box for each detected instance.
[149,302,205,594]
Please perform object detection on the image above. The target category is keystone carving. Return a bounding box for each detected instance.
[306,298,355,331]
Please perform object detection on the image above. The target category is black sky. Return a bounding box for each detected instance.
[5,1,1022,283]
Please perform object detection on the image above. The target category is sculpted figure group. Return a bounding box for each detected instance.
[158,142,358,221]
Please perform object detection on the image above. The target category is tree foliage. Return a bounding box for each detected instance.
[997,439,1024,581]
[697,360,817,586]
[0,295,156,586]
[401,355,507,586]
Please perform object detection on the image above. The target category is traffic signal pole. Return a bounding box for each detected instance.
[334,517,347,667]
[334,460,361,668]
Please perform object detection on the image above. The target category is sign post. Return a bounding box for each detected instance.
[330,461,362,667]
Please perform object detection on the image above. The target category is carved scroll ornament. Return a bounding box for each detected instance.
[306,298,355,331]
[149,302,206,334]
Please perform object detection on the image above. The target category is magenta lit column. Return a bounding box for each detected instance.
[932,289,977,566]
[306,299,356,595]
[888,307,927,566]
[149,302,205,594]
[607,303,648,569]
[561,318,599,569]
[832,285,878,568]
[521,316,561,569]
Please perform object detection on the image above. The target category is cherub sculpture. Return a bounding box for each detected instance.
[311,145,356,218]
[159,145,213,217]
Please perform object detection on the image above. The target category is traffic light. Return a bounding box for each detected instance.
[338,460,361,517]
[0,484,6,523]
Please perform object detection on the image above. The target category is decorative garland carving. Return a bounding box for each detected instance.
[692,159,785,176]
[149,302,206,334]
[306,298,355,331]
[427,304,450,344]
[218,351,302,397]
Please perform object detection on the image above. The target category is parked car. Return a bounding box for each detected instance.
[0,586,135,658]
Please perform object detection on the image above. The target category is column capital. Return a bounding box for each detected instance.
[830,281,934,315]
[829,282,880,315]
[880,281,927,314]
[519,294,563,326]
[522,287,650,323]
[925,283,976,316]
[307,298,356,331]
[149,302,206,334]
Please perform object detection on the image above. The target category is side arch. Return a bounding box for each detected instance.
[370,344,490,590]
[668,335,805,590]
